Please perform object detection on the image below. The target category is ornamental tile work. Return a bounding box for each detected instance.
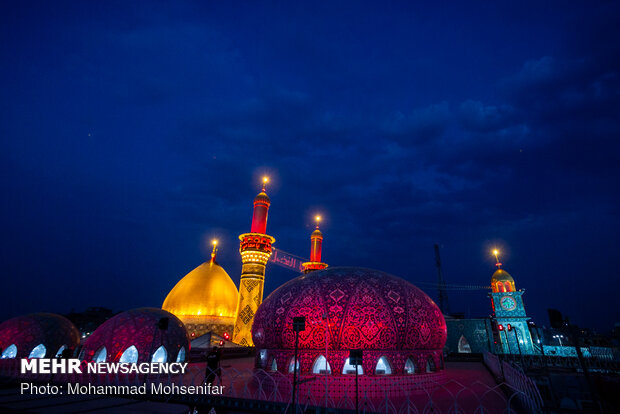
[80,308,189,364]
[252,267,447,376]
[0,313,80,358]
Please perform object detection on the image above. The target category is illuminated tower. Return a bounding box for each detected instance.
[488,250,534,354]
[302,216,328,273]
[233,178,275,346]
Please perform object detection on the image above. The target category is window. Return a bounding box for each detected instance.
[152,346,167,363]
[176,347,186,363]
[288,357,300,373]
[497,282,505,293]
[505,282,512,292]
[270,358,278,372]
[311,355,332,374]
[375,356,392,375]
[426,357,435,373]
[458,335,472,353]
[56,345,67,358]
[119,345,138,363]
[93,346,107,363]
[404,357,416,374]
[29,344,46,359]
[259,349,268,367]
[342,357,363,375]
[1,344,17,359]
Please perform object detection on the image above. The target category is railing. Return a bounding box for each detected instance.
[484,352,544,414]
[2,359,539,414]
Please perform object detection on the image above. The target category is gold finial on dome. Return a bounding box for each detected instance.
[492,249,502,268]
[211,239,218,263]
[262,176,269,192]
[315,215,321,229]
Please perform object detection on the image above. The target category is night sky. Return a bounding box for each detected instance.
[1,2,619,332]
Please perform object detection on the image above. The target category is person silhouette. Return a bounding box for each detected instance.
[204,346,221,386]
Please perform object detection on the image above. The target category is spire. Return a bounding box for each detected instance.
[493,249,502,268]
[210,240,218,263]
[303,214,328,273]
[250,176,271,234]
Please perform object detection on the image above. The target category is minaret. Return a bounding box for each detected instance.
[302,215,328,273]
[233,177,276,346]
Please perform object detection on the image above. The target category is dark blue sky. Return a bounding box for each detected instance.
[1,1,619,331]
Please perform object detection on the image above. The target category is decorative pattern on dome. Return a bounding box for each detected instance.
[252,267,447,351]
[81,308,189,364]
[0,313,80,359]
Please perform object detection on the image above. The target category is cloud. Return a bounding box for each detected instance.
[382,102,451,144]
[458,100,514,133]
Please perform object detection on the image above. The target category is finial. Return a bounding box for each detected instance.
[211,239,218,263]
[315,215,321,229]
[262,176,269,192]
[492,249,502,268]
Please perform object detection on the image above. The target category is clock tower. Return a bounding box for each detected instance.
[489,251,534,354]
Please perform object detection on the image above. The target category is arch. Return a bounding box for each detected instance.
[497,282,505,293]
[93,346,107,363]
[259,349,268,367]
[151,345,167,363]
[375,356,392,375]
[426,356,435,373]
[458,335,472,353]
[176,347,186,363]
[119,345,138,363]
[504,282,512,292]
[270,357,278,372]
[404,357,416,374]
[342,357,364,375]
[287,356,300,374]
[311,355,332,374]
[1,344,17,359]
[29,344,47,359]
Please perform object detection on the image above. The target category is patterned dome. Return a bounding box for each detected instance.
[0,313,80,359]
[81,308,189,363]
[253,267,446,351]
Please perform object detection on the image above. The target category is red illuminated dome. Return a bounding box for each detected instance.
[0,313,80,359]
[252,267,446,377]
[80,308,190,364]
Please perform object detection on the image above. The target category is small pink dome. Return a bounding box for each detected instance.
[81,308,189,363]
[253,267,446,351]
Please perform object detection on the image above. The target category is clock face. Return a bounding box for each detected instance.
[499,295,517,311]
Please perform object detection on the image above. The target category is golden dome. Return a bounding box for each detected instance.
[163,262,238,320]
[491,269,514,284]
[311,228,323,238]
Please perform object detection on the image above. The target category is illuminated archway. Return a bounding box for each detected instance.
[375,356,392,375]
[458,335,472,353]
[311,355,332,374]
[404,357,416,374]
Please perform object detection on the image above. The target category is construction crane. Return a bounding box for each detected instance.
[434,244,449,314]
